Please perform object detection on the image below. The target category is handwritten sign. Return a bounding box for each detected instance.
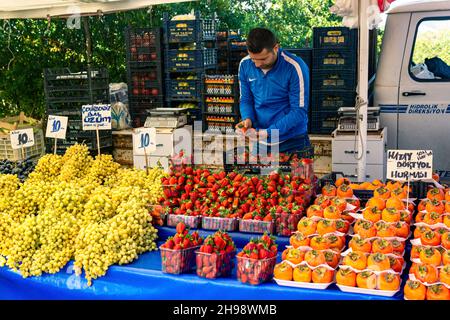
[46,115,68,139]
[82,104,112,130]
[10,128,35,149]
[133,127,156,155]
[387,150,433,181]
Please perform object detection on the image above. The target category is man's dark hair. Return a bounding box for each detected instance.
[246,28,278,54]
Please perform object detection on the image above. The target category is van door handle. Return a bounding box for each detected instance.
[402,91,426,96]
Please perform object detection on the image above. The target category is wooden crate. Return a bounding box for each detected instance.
[112,129,133,166]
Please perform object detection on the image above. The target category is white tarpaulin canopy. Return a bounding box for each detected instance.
[0,0,194,19]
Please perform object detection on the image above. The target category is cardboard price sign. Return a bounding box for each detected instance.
[387,150,433,181]
[82,104,112,130]
[10,128,35,149]
[46,115,68,139]
[133,128,156,155]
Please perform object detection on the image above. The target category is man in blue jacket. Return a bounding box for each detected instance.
[236,28,311,156]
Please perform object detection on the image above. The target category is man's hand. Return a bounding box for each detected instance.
[235,118,252,135]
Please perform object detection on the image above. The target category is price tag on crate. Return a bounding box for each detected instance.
[81,104,112,130]
[46,115,68,139]
[133,127,156,155]
[10,128,35,149]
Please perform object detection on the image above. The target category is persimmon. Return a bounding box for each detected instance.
[415,211,426,223]
[322,184,337,197]
[330,197,347,212]
[286,248,305,265]
[418,199,431,212]
[404,280,426,300]
[335,177,350,187]
[391,239,405,255]
[372,238,394,254]
[323,205,342,220]
[386,197,406,210]
[324,251,340,268]
[343,251,367,270]
[306,205,324,218]
[356,271,377,289]
[363,207,382,223]
[426,284,450,300]
[325,234,345,251]
[310,235,330,250]
[427,188,445,201]
[372,179,384,187]
[367,253,390,271]
[366,197,386,211]
[293,265,311,282]
[419,247,442,266]
[399,210,412,224]
[312,267,334,283]
[274,262,293,281]
[414,225,432,239]
[391,187,407,199]
[349,236,372,253]
[289,232,310,248]
[281,248,290,261]
[441,232,450,250]
[304,249,326,267]
[375,221,396,238]
[393,222,410,239]
[378,272,400,291]
[356,220,377,239]
[335,220,350,234]
[420,230,441,246]
[317,219,337,235]
[388,256,404,273]
[414,263,439,283]
[346,198,360,211]
[439,265,450,286]
[314,195,331,209]
[297,217,317,236]
[442,250,450,265]
[386,181,402,191]
[339,210,355,223]
[349,183,362,190]
[381,208,401,223]
[337,184,353,198]
[426,199,445,214]
[411,246,424,260]
[374,187,391,200]
[423,211,443,226]
[336,268,357,287]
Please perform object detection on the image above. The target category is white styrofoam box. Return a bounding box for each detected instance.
[332,163,385,182]
[331,128,387,165]
[134,155,170,172]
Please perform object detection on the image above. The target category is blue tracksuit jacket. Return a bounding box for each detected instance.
[238,48,310,143]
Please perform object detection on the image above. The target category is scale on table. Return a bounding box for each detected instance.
[144,108,188,128]
[337,107,381,132]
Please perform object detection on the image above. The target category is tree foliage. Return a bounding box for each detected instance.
[0,0,341,119]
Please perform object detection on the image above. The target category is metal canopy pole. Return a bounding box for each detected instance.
[357,0,369,182]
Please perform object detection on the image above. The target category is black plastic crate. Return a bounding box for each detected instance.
[165,78,202,101]
[311,90,356,111]
[312,69,357,91]
[310,110,339,134]
[312,48,357,71]
[285,48,312,71]
[125,27,162,66]
[163,12,217,43]
[165,48,217,72]
[313,27,358,49]
[44,68,109,88]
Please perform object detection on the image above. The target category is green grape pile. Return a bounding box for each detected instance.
[0,143,166,285]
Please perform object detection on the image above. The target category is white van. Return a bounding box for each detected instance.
[375,0,450,182]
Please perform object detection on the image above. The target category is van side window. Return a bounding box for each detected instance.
[409,18,450,82]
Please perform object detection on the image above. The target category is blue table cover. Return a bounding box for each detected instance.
[0,226,405,300]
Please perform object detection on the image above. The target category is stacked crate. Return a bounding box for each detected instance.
[202,75,240,134]
[163,12,217,123]
[227,32,247,74]
[310,27,358,134]
[125,27,164,128]
[216,31,229,73]
[43,67,112,154]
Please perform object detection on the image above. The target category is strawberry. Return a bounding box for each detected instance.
[166,238,175,249]
[173,234,182,245]
[182,238,190,248]
[258,248,270,259]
